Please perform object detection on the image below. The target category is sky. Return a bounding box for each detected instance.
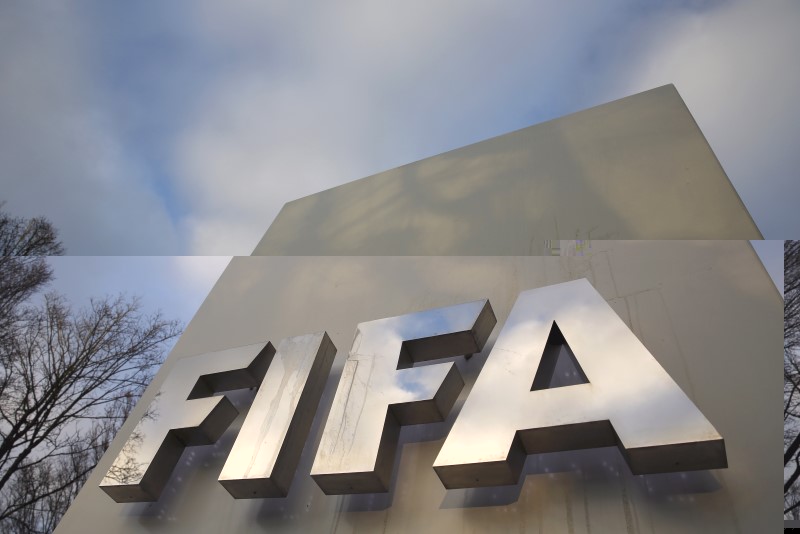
[42,256,232,353]
[0,1,794,323]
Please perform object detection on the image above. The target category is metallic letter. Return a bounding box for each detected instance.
[311,300,496,494]
[218,332,337,498]
[99,343,273,502]
[433,278,727,489]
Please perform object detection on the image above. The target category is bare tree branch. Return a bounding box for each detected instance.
[0,207,181,532]
[785,241,800,517]
[0,205,64,257]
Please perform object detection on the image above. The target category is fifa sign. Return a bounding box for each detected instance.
[99,279,727,503]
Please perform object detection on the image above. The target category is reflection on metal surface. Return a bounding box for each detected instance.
[311,300,496,494]
[99,343,273,502]
[218,333,336,498]
[433,278,726,489]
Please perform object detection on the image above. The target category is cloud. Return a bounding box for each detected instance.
[46,256,230,332]
[600,0,800,238]
[169,256,231,301]
[1,1,797,253]
[171,0,652,254]
[0,4,181,254]
[750,240,783,296]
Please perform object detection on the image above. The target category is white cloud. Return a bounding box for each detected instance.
[0,4,181,254]
[602,0,800,238]
[46,256,230,336]
[2,1,797,253]
[169,256,231,298]
[172,0,646,254]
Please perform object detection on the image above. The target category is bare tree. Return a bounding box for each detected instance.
[785,240,800,517]
[0,208,180,532]
[0,207,65,257]
[0,208,64,351]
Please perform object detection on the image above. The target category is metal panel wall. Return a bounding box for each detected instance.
[57,242,780,533]
[254,86,762,256]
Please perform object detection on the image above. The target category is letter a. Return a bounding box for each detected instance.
[433,279,726,489]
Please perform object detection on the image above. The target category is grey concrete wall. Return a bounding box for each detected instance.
[57,242,780,533]
[253,86,762,256]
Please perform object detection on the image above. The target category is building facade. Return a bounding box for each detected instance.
[57,86,779,533]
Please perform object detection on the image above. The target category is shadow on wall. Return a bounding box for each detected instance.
[256,121,637,255]
[255,85,760,256]
[440,447,721,510]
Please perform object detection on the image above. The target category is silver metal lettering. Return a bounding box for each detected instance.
[99,343,273,502]
[311,300,496,494]
[218,332,337,498]
[433,278,727,489]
